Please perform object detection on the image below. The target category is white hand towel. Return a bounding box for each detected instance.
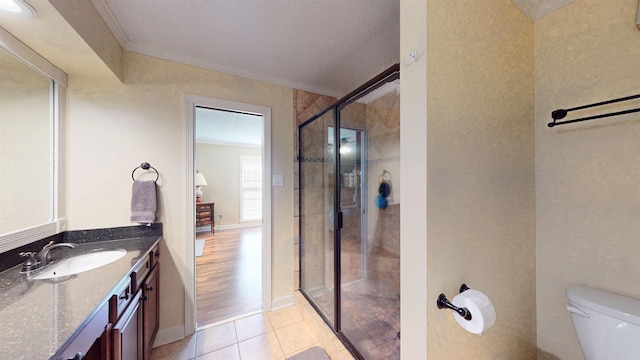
[131,180,157,224]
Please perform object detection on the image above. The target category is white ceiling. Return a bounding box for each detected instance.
[92,0,401,97]
[511,0,575,21]
[1,0,574,145]
[0,0,575,98]
[88,0,575,97]
[195,107,262,147]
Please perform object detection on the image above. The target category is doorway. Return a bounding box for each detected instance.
[185,95,272,334]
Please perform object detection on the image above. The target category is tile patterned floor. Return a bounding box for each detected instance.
[151,305,321,360]
[303,261,400,356]
[305,281,400,360]
[341,290,400,360]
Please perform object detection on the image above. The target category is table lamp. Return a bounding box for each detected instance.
[195,171,208,202]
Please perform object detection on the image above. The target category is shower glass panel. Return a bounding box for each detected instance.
[339,81,400,360]
[299,109,336,327]
[299,65,399,360]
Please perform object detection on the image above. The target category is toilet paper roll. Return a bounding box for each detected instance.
[451,289,496,335]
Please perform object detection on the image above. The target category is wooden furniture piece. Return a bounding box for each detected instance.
[57,301,110,360]
[115,243,160,360]
[196,202,215,233]
[112,290,143,360]
[142,263,160,360]
[58,243,160,360]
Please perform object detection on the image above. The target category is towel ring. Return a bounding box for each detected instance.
[132,162,159,182]
[380,170,391,181]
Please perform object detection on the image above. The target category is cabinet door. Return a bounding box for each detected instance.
[57,302,109,360]
[100,323,112,360]
[143,265,160,360]
[112,290,143,360]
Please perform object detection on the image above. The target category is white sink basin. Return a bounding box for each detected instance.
[31,249,127,280]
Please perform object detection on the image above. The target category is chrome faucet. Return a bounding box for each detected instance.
[37,241,77,266]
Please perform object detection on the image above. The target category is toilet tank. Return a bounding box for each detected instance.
[566,285,640,360]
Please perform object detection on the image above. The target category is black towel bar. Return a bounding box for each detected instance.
[548,93,640,128]
[131,162,159,182]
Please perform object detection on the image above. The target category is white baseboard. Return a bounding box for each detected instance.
[196,222,262,232]
[271,294,294,310]
[217,221,261,231]
[153,325,185,348]
[195,226,213,233]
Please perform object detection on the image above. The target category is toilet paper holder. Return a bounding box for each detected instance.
[437,283,472,321]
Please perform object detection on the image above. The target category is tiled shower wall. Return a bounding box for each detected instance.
[294,87,401,358]
[364,90,400,300]
[340,89,401,298]
[293,90,337,290]
[293,88,400,293]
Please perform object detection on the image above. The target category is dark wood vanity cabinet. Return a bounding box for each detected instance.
[57,302,110,360]
[112,290,143,360]
[112,244,160,360]
[142,264,159,360]
[57,243,160,360]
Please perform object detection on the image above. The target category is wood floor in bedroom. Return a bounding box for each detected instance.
[196,226,262,327]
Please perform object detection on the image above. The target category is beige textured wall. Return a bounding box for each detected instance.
[49,0,123,81]
[535,0,640,358]
[196,143,261,227]
[66,51,293,332]
[0,0,119,82]
[399,0,427,357]
[426,0,536,358]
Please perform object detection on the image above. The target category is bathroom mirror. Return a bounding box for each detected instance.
[0,42,52,234]
[0,27,67,252]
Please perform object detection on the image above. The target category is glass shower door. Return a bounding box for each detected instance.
[338,86,401,359]
[299,65,400,360]
[299,108,337,327]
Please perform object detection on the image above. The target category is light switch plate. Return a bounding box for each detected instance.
[272,175,284,187]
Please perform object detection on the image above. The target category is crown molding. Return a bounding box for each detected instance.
[89,0,129,48]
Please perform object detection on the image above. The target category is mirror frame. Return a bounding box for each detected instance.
[0,26,67,253]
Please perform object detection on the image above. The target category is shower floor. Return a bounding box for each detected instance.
[301,207,400,359]
[309,276,400,359]
[341,285,400,360]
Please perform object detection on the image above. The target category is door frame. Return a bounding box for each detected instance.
[184,94,272,335]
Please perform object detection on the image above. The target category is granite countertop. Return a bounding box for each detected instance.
[0,236,160,360]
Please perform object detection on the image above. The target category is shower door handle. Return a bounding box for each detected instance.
[337,211,344,229]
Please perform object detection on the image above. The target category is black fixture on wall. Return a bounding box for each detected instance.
[548,93,640,127]
[131,162,159,182]
[437,283,473,321]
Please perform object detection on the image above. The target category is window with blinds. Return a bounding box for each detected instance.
[240,156,262,221]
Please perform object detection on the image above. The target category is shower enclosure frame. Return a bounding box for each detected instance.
[297,64,400,359]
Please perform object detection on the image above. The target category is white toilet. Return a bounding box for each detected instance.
[566,284,640,360]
